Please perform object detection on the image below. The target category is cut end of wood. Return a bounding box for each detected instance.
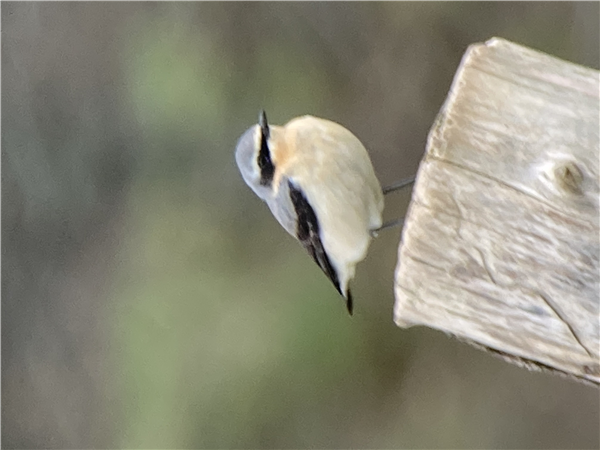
[395,37,600,385]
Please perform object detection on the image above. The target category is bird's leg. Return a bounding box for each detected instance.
[371,175,415,237]
[382,175,416,195]
[370,218,406,238]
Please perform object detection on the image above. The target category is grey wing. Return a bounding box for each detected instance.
[265,176,353,315]
[265,177,298,238]
[286,180,353,315]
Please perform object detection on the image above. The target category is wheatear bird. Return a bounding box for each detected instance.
[235,111,414,315]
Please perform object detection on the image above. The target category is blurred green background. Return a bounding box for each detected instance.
[2,2,599,449]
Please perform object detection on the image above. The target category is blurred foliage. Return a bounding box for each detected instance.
[114,178,364,447]
[2,2,599,449]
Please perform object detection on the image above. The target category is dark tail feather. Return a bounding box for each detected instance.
[346,290,353,316]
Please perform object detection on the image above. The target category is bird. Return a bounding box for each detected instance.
[235,111,414,315]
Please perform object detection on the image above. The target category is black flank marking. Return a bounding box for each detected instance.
[258,110,274,186]
[288,180,353,315]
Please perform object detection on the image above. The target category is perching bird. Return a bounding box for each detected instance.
[235,111,413,315]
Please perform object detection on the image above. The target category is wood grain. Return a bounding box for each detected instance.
[395,37,600,385]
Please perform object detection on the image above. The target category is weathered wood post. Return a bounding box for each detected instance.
[394,37,600,385]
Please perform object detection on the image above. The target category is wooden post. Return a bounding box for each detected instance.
[394,37,600,385]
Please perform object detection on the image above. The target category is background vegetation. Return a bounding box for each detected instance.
[3,2,599,448]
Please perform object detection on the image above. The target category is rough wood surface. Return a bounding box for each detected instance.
[394,37,600,385]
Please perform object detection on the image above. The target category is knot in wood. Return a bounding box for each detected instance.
[552,160,583,195]
[583,363,600,376]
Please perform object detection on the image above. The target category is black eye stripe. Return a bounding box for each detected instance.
[259,110,270,139]
[258,110,274,186]
[258,128,274,186]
